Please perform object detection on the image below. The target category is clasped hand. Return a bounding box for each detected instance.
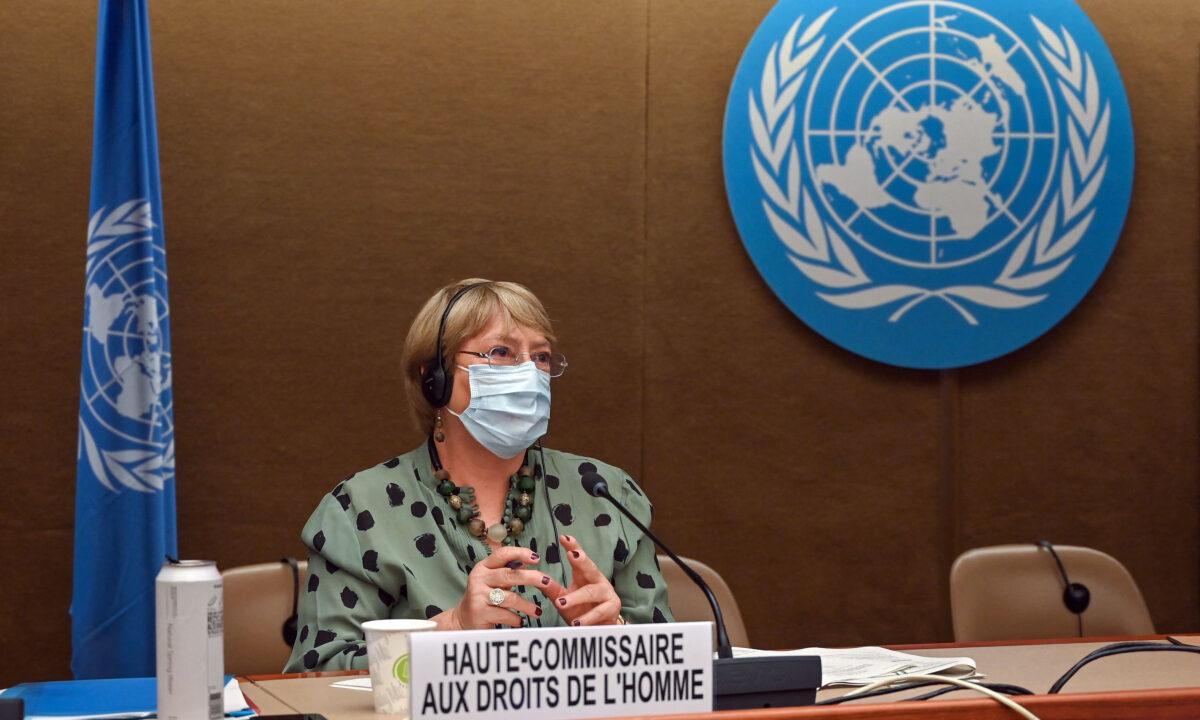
[435,534,621,630]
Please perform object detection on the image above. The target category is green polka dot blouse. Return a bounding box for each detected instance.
[283,445,674,672]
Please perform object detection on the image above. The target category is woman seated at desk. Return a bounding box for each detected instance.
[285,279,672,671]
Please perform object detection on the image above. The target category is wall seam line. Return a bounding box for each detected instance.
[640,0,650,485]
[939,368,961,642]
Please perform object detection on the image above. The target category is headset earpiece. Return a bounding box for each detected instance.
[1063,582,1091,614]
[1037,540,1092,616]
[421,358,451,408]
[421,282,488,410]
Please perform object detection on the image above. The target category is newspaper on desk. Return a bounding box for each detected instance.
[731,646,978,688]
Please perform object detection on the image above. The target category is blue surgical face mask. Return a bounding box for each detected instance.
[448,361,551,459]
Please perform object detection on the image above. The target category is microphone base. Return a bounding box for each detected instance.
[713,655,822,710]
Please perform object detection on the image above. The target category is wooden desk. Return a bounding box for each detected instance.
[240,635,1200,719]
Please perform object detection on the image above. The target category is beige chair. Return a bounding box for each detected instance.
[950,544,1154,642]
[658,555,750,648]
[222,560,307,675]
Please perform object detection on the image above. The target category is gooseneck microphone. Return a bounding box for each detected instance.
[582,472,733,658]
[583,471,821,709]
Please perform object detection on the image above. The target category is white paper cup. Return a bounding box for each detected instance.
[363,618,439,716]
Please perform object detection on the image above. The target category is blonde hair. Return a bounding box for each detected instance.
[401,278,557,431]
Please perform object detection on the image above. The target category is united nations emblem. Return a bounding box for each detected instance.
[723,0,1134,368]
[78,200,175,492]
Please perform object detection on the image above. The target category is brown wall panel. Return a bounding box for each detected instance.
[1,0,1196,686]
[644,0,944,649]
[0,0,98,684]
[956,0,1200,634]
[152,0,651,613]
[1,0,651,684]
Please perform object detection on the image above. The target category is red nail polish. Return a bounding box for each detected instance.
[572,620,581,626]
[530,552,540,561]
[571,550,580,559]
[541,575,550,585]
[558,597,567,606]
[535,607,542,617]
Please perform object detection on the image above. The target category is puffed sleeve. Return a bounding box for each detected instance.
[283,486,405,672]
[610,475,674,625]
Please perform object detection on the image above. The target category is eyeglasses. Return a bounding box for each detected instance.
[459,346,568,377]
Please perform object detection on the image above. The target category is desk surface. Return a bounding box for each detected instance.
[240,635,1200,719]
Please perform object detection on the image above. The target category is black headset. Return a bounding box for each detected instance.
[420,282,488,409]
[1037,540,1091,622]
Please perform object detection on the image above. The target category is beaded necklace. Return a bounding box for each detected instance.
[427,435,535,546]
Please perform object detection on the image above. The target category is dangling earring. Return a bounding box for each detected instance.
[434,411,445,443]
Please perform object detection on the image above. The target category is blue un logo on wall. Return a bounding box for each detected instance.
[723,0,1134,368]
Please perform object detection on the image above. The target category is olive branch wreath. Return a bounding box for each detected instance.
[748,11,1109,325]
[80,199,175,493]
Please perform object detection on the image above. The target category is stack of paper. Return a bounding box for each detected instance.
[731,646,978,687]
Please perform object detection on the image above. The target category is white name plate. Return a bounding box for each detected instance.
[409,621,713,719]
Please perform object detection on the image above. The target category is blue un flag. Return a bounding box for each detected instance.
[72,0,177,679]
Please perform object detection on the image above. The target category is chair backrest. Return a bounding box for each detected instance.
[950,544,1154,642]
[222,560,307,675]
[658,555,750,648]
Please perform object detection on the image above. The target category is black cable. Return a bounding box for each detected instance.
[280,556,300,646]
[427,434,443,471]
[1068,640,1193,662]
[907,682,1035,702]
[1038,539,1070,589]
[1037,540,1086,636]
[282,556,300,618]
[815,680,945,705]
[1069,640,1172,656]
[537,441,568,589]
[816,680,1033,706]
[1048,642,1200,694]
